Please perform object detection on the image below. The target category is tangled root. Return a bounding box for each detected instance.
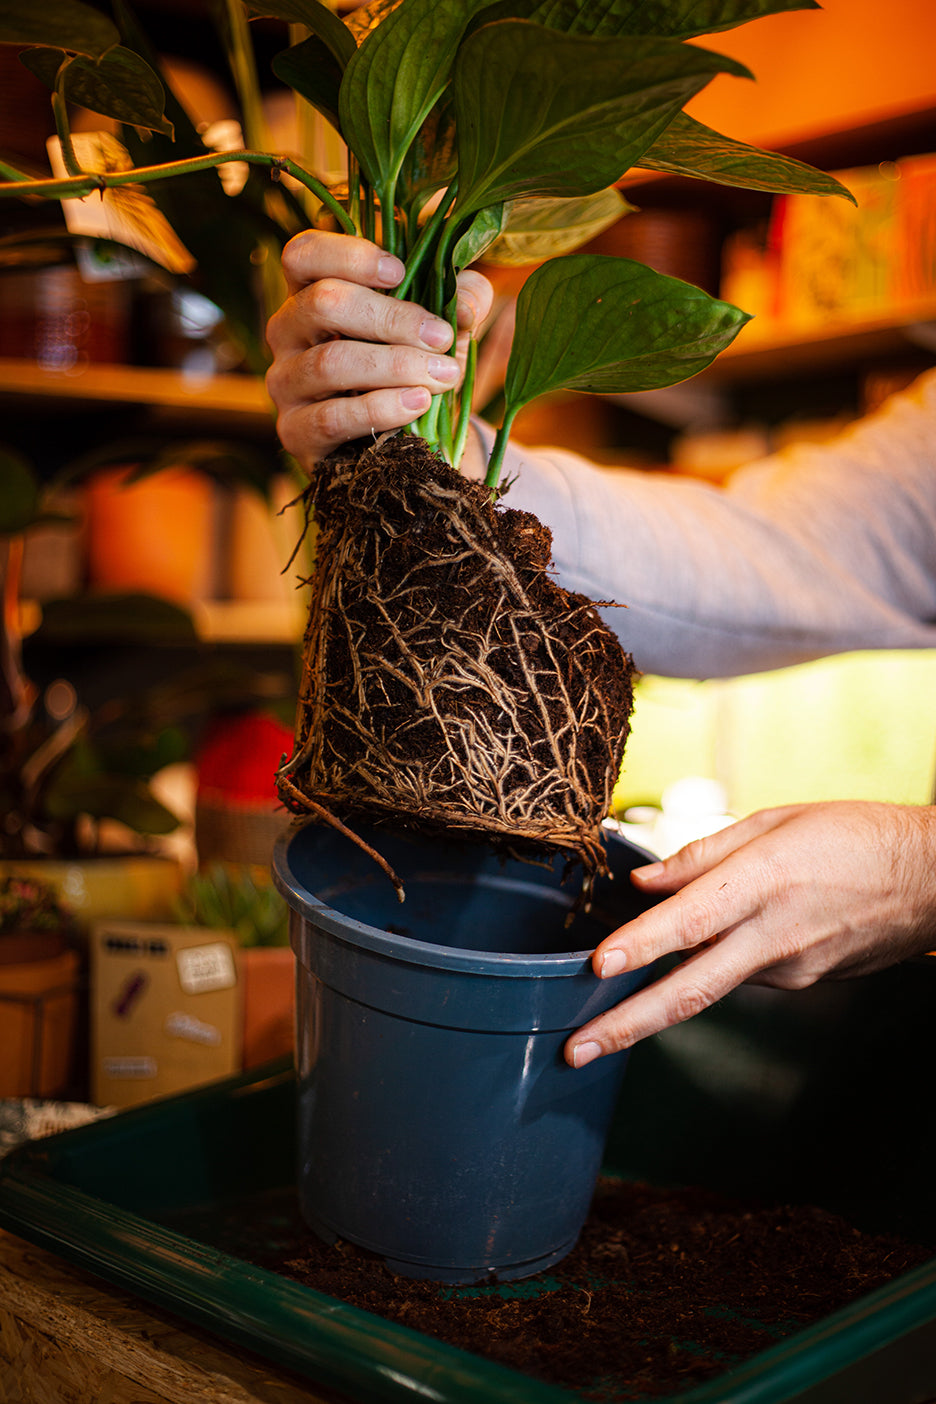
[277,435,636,893]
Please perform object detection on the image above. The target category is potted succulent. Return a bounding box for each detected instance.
[0,0,851,1280]
[0,444,288,921]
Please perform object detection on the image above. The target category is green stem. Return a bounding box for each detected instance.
[0,151,356,234]
[452,336,477,471]
[52,64,81,177]
[485,406,519,492]
[0,160,31,183]
[221,0,268,151]
[394,184,457,302]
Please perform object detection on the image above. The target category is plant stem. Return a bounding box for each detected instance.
[485,407,518,491]
[0,151,357,234]
[452,335,477,470]
[52,64,81,177]
[394,185,457,302]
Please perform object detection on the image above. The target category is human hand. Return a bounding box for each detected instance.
[265,229,493,473]
[566,800,936,1067]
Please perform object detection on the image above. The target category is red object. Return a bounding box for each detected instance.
[196,713,294,808]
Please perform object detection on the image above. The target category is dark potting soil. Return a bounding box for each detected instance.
[239,1178,933,1401]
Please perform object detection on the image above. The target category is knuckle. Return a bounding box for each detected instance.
[665,981,716,1027]
[303,278,346,327]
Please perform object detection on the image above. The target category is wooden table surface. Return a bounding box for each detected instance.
[0,1227,333,1404]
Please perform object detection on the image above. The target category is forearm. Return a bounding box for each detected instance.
[478,373,936,678]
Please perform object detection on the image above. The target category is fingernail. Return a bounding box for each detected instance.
[600,949,628,978]
[428,355,459,384]
[632,862,664,883]
[419,317,452,350]
[377,254,404,286]
[572,1041,602,1069]
[401,387,430,412]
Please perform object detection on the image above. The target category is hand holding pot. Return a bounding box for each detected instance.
[265,230,493,471]
[567,800,936,1067]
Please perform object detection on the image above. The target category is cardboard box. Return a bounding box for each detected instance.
[91,922,243,1109]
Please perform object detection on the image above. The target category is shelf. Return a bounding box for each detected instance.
[0,360,274,428]
[706,303,936,384]
[22,598,305,646]
[191,599,306,645]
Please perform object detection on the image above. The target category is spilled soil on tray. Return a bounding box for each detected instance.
[241,1178,932,1401]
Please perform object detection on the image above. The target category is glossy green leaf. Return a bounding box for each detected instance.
[272,36,343,133]
[0,448,40,534]
[20,45,173,138]
[504,253,751,413]
[637,112,857,199]
[243,0,355,67]
[484,187,633,267]
[508,0,819,38]
[454,22,751,217]
[398,99,457,219]
[0,0,119,58]
[339,0,496,198]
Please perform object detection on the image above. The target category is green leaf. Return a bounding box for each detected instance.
[272,36,343,133]
[0,0,119,58]
[484,187,633,267]
[243,0,356,67]
[503,253,751,414]
[637,112,857,199]
[398,99,458,221]
[453,22,751,217]
[20,45,173,138]
[339,0,497,200]
[35,593,198,645]
[452,204,509,273]
[0,447,40,534]
[509,0,819,39]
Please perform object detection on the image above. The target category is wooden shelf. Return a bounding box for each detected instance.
[0,360,274,428]
[706,303,936,384]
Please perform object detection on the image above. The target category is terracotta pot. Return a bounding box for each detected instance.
[241,945,295,1070]
[0,948,81,1098]
[84,466,217,603]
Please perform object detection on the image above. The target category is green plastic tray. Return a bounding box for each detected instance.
[2,961,936,1404]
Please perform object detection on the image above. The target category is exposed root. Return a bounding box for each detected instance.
[277,434,636,890]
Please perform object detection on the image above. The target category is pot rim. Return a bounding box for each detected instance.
[272,826,649,980]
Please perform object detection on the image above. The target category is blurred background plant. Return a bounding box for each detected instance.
[0,442,294,861]
[173,861,289,947]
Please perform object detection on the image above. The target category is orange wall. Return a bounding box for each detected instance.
[686,0,936,148]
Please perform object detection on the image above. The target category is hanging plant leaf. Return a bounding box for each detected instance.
[484,188,634,267]
[0,0,119,58]
[244,0,356,67]
[510,0,819,38]
[503,253,751,416]
[454,22,751,217]
[637,113,856,199]
[272,36,343,134]
[339,0,497,201]
[20,45,173,138]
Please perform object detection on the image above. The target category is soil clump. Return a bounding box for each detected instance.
[276,435,636,889]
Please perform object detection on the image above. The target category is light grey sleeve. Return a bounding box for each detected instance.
[479,370,936,679]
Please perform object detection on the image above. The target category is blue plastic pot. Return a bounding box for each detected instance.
[273,822,657,1284]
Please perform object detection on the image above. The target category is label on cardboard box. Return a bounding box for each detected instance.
[91,922,242,1110]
